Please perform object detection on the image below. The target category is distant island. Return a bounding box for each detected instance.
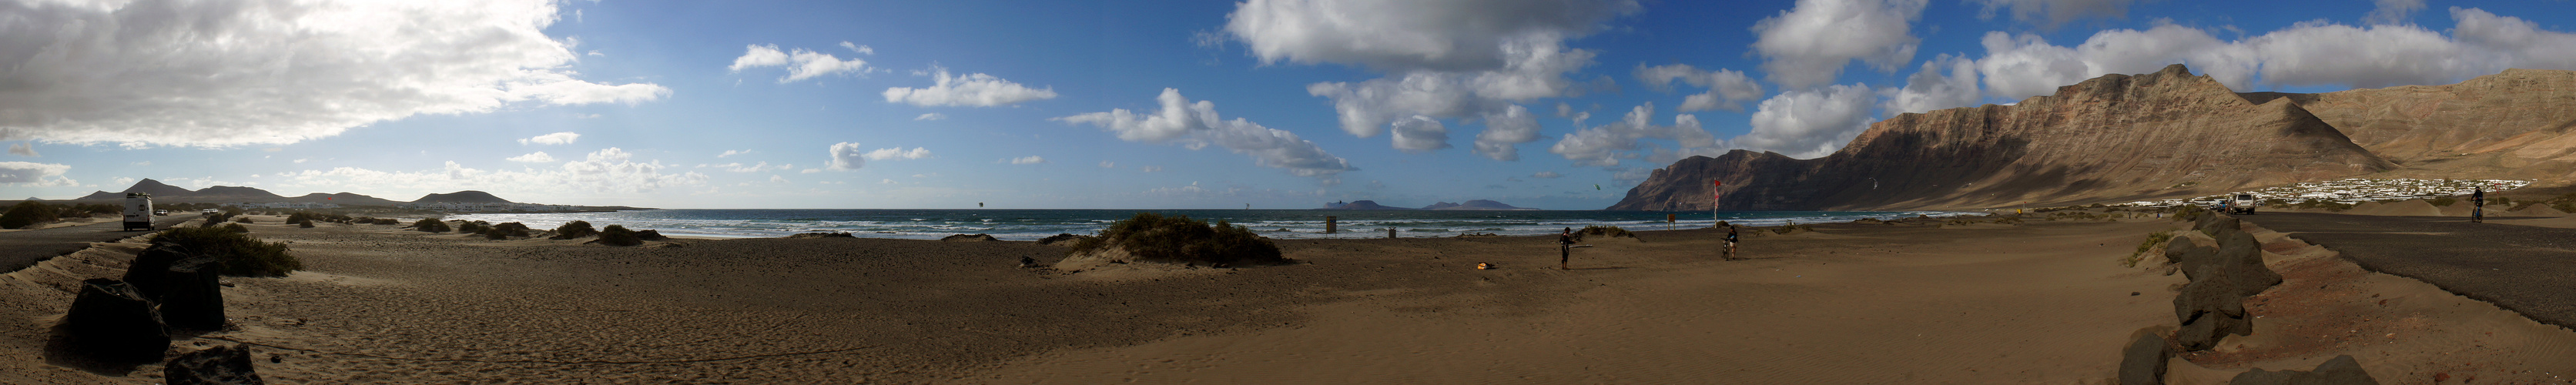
[47,178,642,213]
[1318,199,1538,210]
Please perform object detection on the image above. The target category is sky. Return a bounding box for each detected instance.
[3,0,2574,209]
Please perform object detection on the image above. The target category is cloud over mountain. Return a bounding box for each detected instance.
[1054,89,1357,182]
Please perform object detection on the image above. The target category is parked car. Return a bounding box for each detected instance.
[2229,193,2258,214]
[153,209,169,216]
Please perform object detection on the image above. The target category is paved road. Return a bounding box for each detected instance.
[2235,213,2576,330]
[0,214,203,273]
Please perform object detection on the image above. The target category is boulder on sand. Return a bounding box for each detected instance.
[163,344,265,385]
[158,257,229,330]
[2118,327,2174,385]
[60,278,169,363]
[2165,215,2284,351]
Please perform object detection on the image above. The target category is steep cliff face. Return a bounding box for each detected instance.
[1610,65,2397,211]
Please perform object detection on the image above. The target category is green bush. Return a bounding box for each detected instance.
[551,220,598,239]
[457,220,489,234]
[411,218,450,233]
[1068,213,1285,266]
[0,201,59,229]
[1575,225,1636,240]
[2429,196,2457,206]
[233,216,253,223]
[2126,231,2175,267]
[484,222,534,239]
[298,222,315,228]
[222,223,249,233]
[150,226,300,276]
[2171,206,2206,222]
[597,225,643,246]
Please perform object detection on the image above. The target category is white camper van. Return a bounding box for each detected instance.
[122,192,153,231]
[2229,193,2258,215]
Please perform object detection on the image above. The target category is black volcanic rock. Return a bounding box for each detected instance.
[61,278,169,363]
[413,190,513,204]
[1321,200,1412,210]
[1609,65,2394,211]
[163,344,265,385]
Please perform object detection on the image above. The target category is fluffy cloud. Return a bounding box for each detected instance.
[1975,8,2576,99]
[1098,161,1116,169]
[273,148,706,196]
[506,152,557,162]
[1879,54,1982,116]
[1634,64,1764,112]
[1739,84,1878,159]
[1531,171,1563,179]
[2365,0,2425,25]
[520,132,581,146]
[1547,103,1718,167]
[827,142,867,170]
[1227,0,1635,152]
[8,142,34,157]
[1472,105,1543,161]
[1007,156,1046,165]
[1968,0,2136,28]
[1054,89,1357,181]
[914,113,946,121]
[1388,116,1451,153]
[865,147,932,161]
[882,67,1058,107]
[0,0,668,147]
[0,162,75,186]
[729,44,873,83]
[717,149,752,158]
[1750,0,1928,89]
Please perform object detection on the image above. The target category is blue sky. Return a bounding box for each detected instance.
[3,0,2572,209]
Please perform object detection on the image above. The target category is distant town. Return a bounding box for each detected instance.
[2127,178,2531,207]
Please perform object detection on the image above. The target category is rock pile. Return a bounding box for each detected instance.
[164,344,266,385]
[120,242,229,331]
[2166,215,2283,350]
[61,278,170,363]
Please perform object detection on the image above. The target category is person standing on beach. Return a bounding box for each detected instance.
[1723,225,1740,260]
[2468,187,2484,223]
[1559,227,1575,270]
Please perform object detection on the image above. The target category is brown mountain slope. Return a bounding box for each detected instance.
[2243,69,2576,182]
[1611,65,2396,211]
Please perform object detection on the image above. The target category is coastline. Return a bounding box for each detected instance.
[5,212,2571,383]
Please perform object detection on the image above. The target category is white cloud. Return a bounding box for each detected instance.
[1633,64,1764,112]
[1225,0,1636,152]
[1532,171,1562,179]
[1974,8,2576,100]
[1968,0,2136,28]
[1054,89,1357,182]
[717,149,752,158]
[8,142,35,157]
[273,148,707,196]
[1388,116,1451,153]
[1548,103,1719,167]
[520,132,581,146]
[879,179,898,185]
[1141,166,1165,172]
[0,0,668,148]
[729,44,873,83]
[1007,156,1046,165]
[2366,0,2425,25]
[722,162,777,172]
[769,175,789,184]
[112,177,134,187]
[1750,0,1929,89]
[828,142,867,170]
[292,159,308,164]
[1472,105,1543,161]
[882,67,1058,107]
[865,147,932,161]
[0,162,75,186]
[839,42,873,55]
[507,152,556,162]
[1879,54,1982,116]
[914,113,946,121]
[1098,160,1116,169]
[1739,84,1878,159]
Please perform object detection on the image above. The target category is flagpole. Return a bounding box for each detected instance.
[1712,180,1722,229]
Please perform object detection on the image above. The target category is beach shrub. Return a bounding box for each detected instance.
[596,225,643,246]
[456,220,489,234]
[411,218,449,233]
[2126,231,2175,267]
[1068,213,1284,266]
[0,201,59,229]
[298,222,314,229]
[482,222,533,239]
[551,220,598,239]
[374,218,400,225]
[149,226,300,277]
[233,216,253,224]
[1574,225,1636,241]
[2429,196,2457,206]
[222,223,249,233]
[2170,206,2205,223]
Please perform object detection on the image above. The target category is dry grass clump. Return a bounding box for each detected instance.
[1067,213,1285,266]
[551,220,598,239]
[150,226,300,276]
[597,225,643,246]
[411,218,450,233]
[483,222,534,239]
[2126,230,2175,268]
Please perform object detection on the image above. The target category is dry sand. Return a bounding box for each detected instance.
[3,213,2572,383]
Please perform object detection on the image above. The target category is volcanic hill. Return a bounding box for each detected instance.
[1612,64,2406,211]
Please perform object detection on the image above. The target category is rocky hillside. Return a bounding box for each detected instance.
[2243,69,2576,182]
[413,190,514,204]
[1612,65,2399,211]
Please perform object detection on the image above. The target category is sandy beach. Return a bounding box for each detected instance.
[5,213,2574,383]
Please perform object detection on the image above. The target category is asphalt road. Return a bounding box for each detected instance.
[2235,212,2576,330]
[0,214,203,273]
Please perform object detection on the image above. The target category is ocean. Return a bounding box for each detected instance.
[443,209,1973,241]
